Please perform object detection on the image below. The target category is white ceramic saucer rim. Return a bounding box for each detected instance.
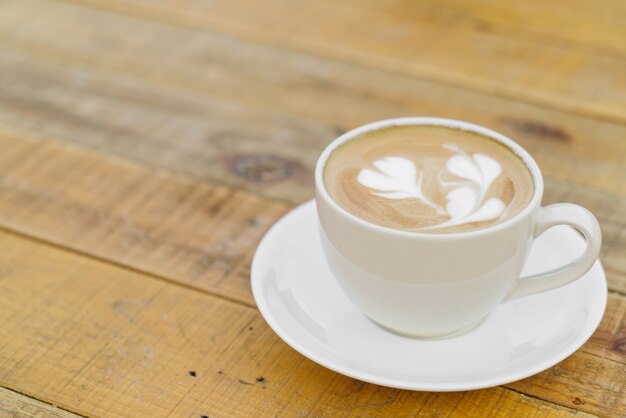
[251,200,607,391]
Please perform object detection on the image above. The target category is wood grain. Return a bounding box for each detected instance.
[508,342,626,415]
[0,1,623,416]
[0,129,624,415]
[1,0,625,201]
[0,387,83,418]
[1,128,625,304]
[0,129,287,306]
[65,0,626,124]
[0,45,625,292]
[383,0,626,57]
[0,230,614,417]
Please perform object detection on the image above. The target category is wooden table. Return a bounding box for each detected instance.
[0,1,624,416]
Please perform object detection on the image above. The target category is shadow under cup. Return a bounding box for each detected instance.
[315,117,546,337]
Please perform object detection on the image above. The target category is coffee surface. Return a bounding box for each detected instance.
[323,125,534,233]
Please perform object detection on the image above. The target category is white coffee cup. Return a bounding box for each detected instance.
[315,117,601,338]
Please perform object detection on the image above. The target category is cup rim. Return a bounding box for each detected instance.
[315,117,544,239]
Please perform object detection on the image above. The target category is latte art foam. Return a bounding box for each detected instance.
[323,125,534,233]
[358,150,505,230]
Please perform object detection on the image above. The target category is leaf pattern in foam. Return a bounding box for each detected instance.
[357,156,416,195]
[357,148,506,229]
[446,154,482,184]
[463,198,505,224]
[431,197,505,229]
[374,156,418,191]
[445,186,478,221]
[358,169,409,197]
[473,153,502,194]
[357,157,440,209]
[357,160,413,198]
[432,151,506,229]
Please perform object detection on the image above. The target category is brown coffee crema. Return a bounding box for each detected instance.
[323,125,534,233]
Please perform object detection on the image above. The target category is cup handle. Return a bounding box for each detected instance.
[505,203,602,301]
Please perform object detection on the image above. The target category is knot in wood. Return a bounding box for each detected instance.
[230,154,293,182]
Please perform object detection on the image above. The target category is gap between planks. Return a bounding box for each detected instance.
[502,386,598,418]
[0,386,89,418]
[0,224,257,310]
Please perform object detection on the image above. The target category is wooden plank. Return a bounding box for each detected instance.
[64,0,626,124]
[0,49,624,293]
[0,130,287,306]
[0,230,255,418]
[0,230,614,417]
[0,130,624,415]
[508,323,626,414]
[376,0,626,57]
[0,2,620,415]
[0,387,83,418]
[1,0,626,200]
[0,51,331,205]
[587,292,626,365]
[1,128,625,304]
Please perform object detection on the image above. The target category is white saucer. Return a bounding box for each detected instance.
[251,200,607,391]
